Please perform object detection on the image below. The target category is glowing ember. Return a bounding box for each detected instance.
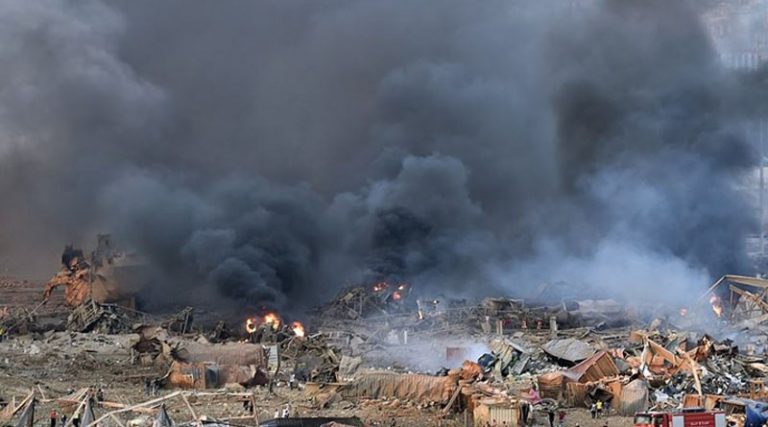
[291,321,305,337]
[709,295,724,318]
[679,308,688,317]
[392,291,401,301]
[372,282,389,292]
[397,283,407,291]
[246,318,257,334]
[264,312,281,330]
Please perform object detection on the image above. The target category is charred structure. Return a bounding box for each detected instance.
[43,235,144,309]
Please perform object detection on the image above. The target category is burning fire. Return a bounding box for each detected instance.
[245,312,282,334]
[291,321,306,338]
[709,295,724,318]
[264,312,281,329]
[246,318,257,334]
[679,308,688,317]
[392,291,402,301]
[397,283,408,291]
[372,282,389,292]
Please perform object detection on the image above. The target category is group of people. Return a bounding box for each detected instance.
[590,400,608,419]
[49,410,73,427]
[48,389,105,427]
[273,404,292,419]
[547,408,567,427]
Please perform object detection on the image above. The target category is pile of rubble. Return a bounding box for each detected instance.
[318,282,414,321]
[282,334,341,383]
[10,264,768,426]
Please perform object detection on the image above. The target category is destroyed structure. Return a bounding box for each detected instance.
[43,235,144,309]
[8,243,768,426]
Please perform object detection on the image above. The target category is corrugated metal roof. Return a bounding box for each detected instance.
[542,338,595,363]
[350,373,455,404]
[474,401,519,427]
[564,351,619,383]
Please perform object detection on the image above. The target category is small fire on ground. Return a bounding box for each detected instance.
[291,321,305,337]
[710,295,724,318]
[245,312,305,337]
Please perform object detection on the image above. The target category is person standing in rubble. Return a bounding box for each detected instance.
[547,408,555,427]
[590,402,597,419]
[50,409,57,427]
[520,401,530,426]
[596,400,604,418]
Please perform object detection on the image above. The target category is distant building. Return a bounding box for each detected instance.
[702,0,768,69]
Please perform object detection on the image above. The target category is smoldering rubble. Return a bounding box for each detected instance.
[7,267,768,426]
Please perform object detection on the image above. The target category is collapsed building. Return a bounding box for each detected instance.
[43,234,145,309]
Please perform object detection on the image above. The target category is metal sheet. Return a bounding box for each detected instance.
[542,338,595,363]
[489,406,519,426]
[715,413,726,427]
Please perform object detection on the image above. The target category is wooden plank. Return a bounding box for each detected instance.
[63,398,87,427]
[181,393,198,422]
[699,276,726,300]
[108,413,126,427]
[442,384,464,415]
[679,351,703,397]
[88,391,182,426]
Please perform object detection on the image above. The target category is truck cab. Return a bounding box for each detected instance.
[634,409,726,427]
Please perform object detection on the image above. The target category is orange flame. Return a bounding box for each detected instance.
[246,318,257,334]
[245,312,282,333]
[397,283,407,291]
[709,295,723,318]
[291,321,305,337]
[392,291,401,301]
[264,312,281,330]
[372,282,388,292]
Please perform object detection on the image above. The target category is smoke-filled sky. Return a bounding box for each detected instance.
[1,0,767,310]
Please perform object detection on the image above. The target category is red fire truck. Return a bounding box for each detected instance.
[634,409,726,427]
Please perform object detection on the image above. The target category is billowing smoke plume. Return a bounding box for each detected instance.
[0,0,766,310]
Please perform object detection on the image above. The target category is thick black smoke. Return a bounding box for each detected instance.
[0,0,765,310]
